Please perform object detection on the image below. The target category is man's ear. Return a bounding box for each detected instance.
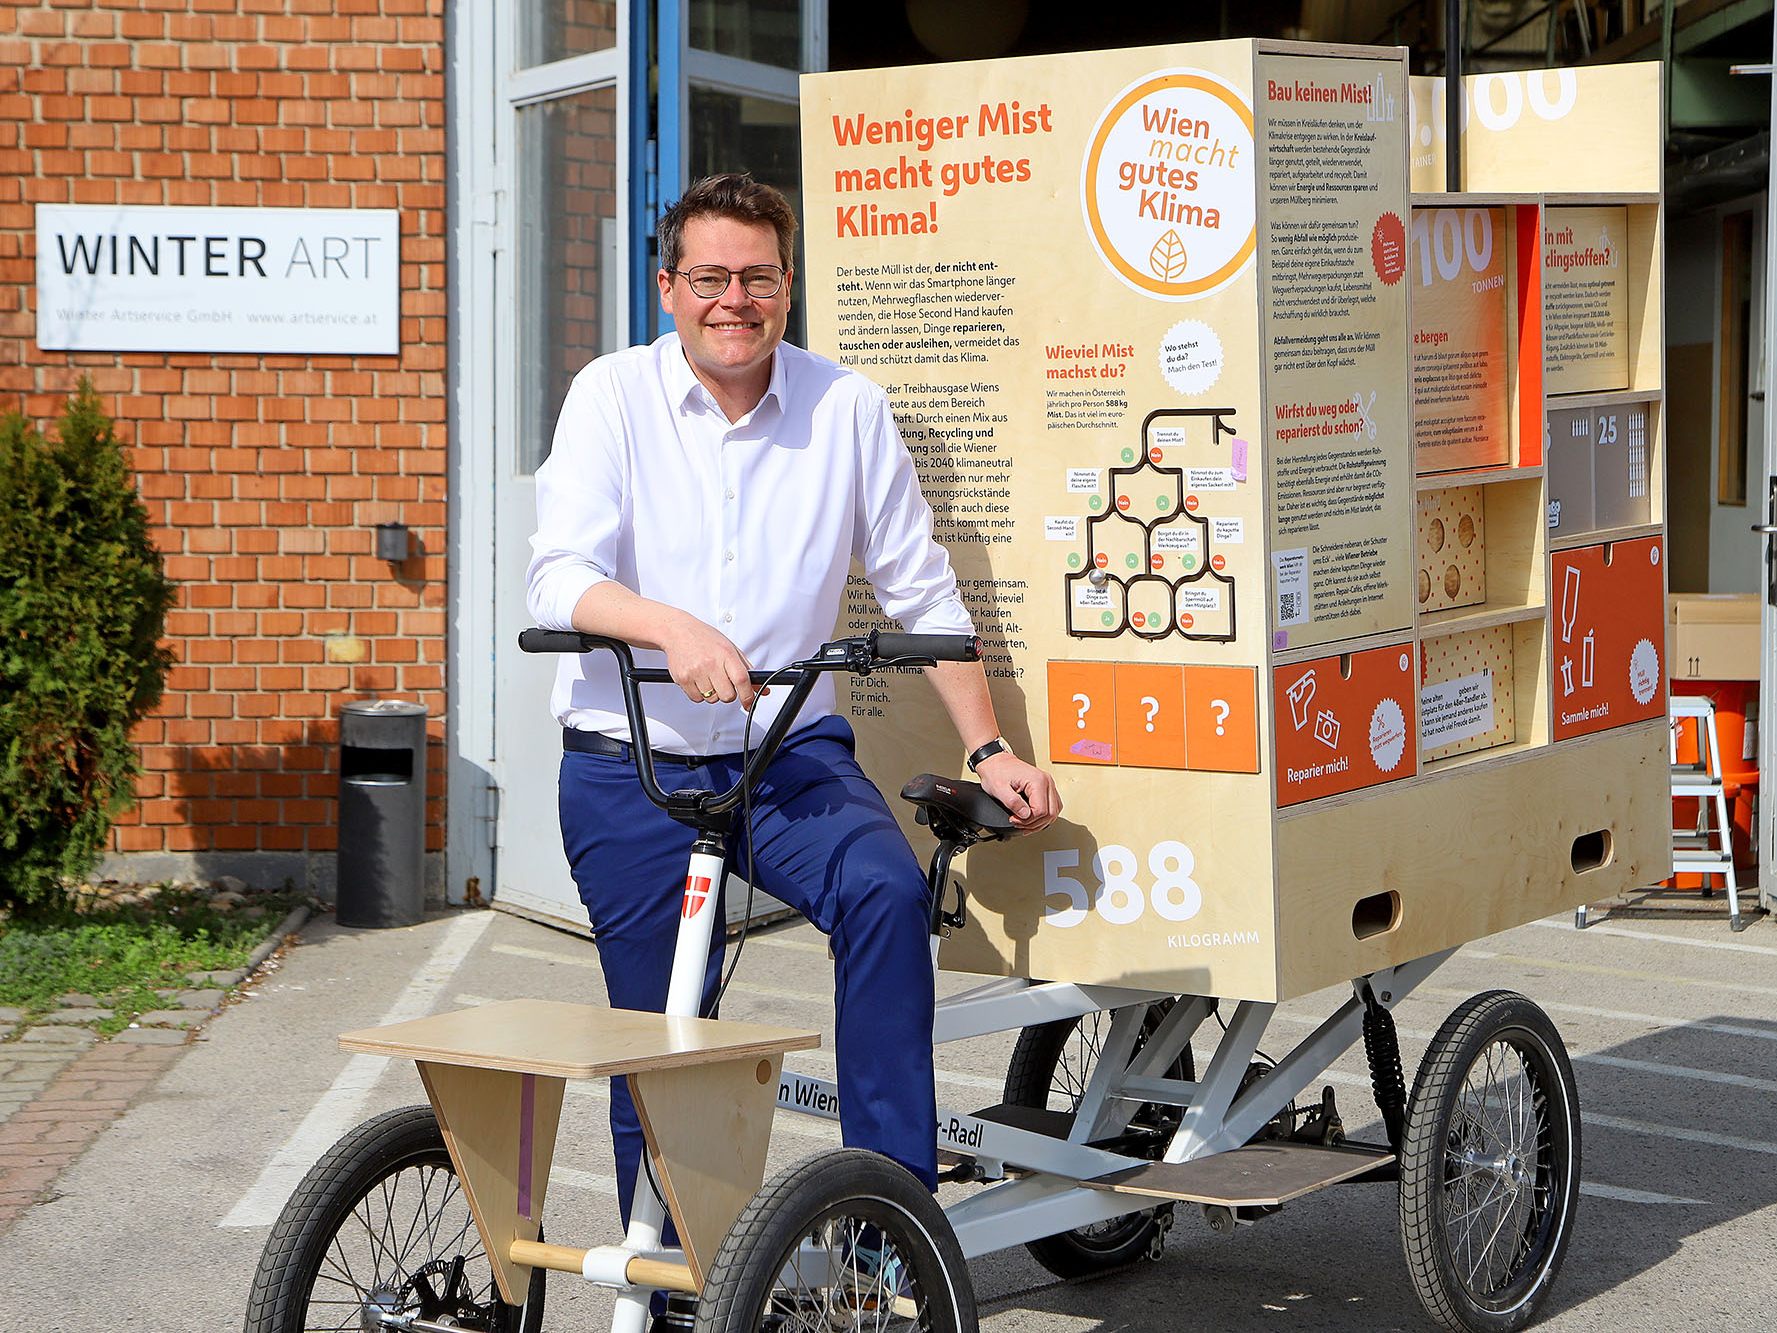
[657,266,675,315]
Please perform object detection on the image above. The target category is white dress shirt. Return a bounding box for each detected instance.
[526,333,973,754]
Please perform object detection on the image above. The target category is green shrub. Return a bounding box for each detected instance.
[0,380,174,909]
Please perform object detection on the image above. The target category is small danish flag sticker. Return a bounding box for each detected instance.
[681,875,713,919]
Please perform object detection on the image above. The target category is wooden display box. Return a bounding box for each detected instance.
[801,45,1669,1003]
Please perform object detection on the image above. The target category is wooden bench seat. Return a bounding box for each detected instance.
[341,998,821,1301]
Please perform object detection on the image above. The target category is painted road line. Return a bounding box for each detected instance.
[1576,1052,1777,1095]
[1530,917,1777,958]
[1464,948,1777,1000]
[1580,1183,1705,1206]
[554,1166,621,1197]
[219,911,495,1229]
[747,932,831,955]
[788,1047,1005,1093]
[1585,1112,1777,1157]
[1418,987,1777,1043]
[493,941,598,969]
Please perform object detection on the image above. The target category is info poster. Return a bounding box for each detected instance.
[1255,52,1413,651]
[1410,206,1511,472]
[801,43,1407,996]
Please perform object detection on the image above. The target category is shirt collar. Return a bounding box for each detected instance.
[661,333,787,425]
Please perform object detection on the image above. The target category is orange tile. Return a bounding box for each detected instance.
[1114,663,1186,769]
[1183,665,1260,773]
[1047,661,1117,765]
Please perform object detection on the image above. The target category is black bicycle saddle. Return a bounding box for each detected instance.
[899,773,1022,845]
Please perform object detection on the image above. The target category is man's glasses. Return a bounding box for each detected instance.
[667,264,787,300]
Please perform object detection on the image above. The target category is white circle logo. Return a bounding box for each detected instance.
[1370,697,1407,774]
[1158,319,1224,395]
[1081,69,1256,301]
[1629,638,1660,706]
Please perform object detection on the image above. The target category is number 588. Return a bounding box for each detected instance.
[1042,842,1203,927]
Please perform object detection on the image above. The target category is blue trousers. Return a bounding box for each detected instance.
[559,714,939,1234]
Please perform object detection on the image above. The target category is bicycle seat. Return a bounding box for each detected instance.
[899,773,1021,845]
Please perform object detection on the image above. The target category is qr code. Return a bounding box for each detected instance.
[1279,592,1302,621]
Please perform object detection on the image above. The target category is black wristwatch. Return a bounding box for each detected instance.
[966,737,1012,773]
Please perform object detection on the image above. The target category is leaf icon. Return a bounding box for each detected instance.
[1149,229,1188,282]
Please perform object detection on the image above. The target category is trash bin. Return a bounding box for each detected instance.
[336,700,428,928]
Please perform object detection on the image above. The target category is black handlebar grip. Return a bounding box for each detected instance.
[519,629,595,653]
[871,631,982,662]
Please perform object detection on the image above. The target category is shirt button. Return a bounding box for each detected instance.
[725,488,736,501]
[724,550,735,562]
[723,612,734,624]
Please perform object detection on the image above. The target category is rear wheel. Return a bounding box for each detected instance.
[1002,1002,1190,1277]
[694,1149,974,1332]
[243,1104,544,1333]
[1400,991,1581,1333]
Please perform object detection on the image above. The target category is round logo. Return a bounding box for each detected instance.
[1629,638,1660,706]
[1369,698,1407,774]
[1372,212,1406,286]
[1082,69,1256,300]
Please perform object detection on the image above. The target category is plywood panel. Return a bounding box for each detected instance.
[342,999,819,1078]
[419,1063,565,1306]
[1274,720,1667,998]
[630,1055,784,1288]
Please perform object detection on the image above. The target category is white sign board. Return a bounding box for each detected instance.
[36,206,400,354]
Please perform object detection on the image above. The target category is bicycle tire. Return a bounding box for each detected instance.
[1399,991,1581,1333]
[1002,1003,1188,1278]
[694,1148,975,1332]
[242,1104,544,1333]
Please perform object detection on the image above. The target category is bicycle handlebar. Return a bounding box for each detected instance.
[518,628,982,821]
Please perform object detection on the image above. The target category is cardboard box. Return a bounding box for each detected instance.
[1416,486,1487,612]
[1669,593,1760,681]
[1420,625,1516,761]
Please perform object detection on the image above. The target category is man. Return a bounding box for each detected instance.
[526,172,1058,1252]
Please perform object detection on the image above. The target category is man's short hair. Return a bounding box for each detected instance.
[658,173,798,272]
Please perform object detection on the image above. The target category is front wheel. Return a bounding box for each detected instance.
[694,1149,975,1332]
[1399,991,1581,1333]
[243,1104,544,1333]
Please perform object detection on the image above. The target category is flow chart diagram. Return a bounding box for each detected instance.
[1060,407,1243,644]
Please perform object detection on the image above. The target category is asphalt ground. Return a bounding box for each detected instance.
[2,899,1774,1331]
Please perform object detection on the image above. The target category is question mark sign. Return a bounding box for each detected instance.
[1073,693,1091,730]
[1140,695,1160,733]
[1210,699,1230,736]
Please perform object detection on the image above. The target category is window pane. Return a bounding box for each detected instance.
[689,0,800,69]
[519,0,617,68]
[518,86,620,474]
[687,87,804,346]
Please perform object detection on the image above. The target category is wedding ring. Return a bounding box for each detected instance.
[700,688,717,699]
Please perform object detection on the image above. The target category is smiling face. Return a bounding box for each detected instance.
[658,215,792,417]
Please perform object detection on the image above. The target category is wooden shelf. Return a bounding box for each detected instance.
[1548,521,1663,552]
[1419,601,1546,638]
[1409,191,1535,206]
[1543,191,1660,206]
[1543,387,1661,411]
[1415,465,1542,492]
[1421,733,1548,777]
[1271,629,1415,669]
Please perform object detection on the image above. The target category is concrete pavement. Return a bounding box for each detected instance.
[1,901,1774,1330]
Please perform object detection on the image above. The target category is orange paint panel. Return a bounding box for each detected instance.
[1114,663,1186,769]
[1182,665,1260,773]
[1551,537,1666,740]
[1273,645,1416,807]
[1048,661,1117,765]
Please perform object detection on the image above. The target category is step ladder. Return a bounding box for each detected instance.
[1666,694,1744,931]
[1577,694,1745,932]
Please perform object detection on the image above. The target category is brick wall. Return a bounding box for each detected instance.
[0,0,449,891]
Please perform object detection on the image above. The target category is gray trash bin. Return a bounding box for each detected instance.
[336,699,428,928]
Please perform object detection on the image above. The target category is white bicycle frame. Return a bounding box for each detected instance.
[595,813,1454,1330]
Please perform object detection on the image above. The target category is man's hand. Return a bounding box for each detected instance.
[973,751,1061,831]
[659,616,758,707]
